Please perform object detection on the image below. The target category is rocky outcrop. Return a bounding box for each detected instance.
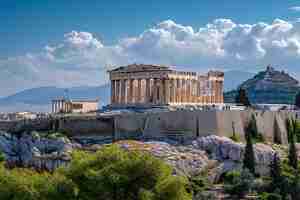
[0,131,80,171]
[192,135,275,180]
[116,140,211,176]
[0,131,287,182]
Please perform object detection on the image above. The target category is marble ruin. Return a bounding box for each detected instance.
[108,64,224,107]
[52,99,98,113]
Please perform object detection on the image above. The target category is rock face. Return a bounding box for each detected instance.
[0,131,79,171]
[115,140,210,177]
[224,66,300,104]
[192,135,275,180]
[0,132,281,182]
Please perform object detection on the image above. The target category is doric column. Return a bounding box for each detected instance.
[182,79,185,103]
[186,79,191,103]
[137,79,142,103]
[218,80,224,103]
[153,78,158,104]
[170,79,175,103]
[164,79,170,104]
[191,79,196,103]
[120,79,126,104]
[111,81,115,104]
[55,101,58,113]
[158,79,164,104]
[145,79,151,103]
[177,79,182,103]
[115,80,120,104]
[128,79,134,104]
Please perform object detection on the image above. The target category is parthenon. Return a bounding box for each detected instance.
[108,64,224,107]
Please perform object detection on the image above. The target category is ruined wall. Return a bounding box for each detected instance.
[0,111,295,144]
[114,110,294,144]
[57,116,113,136]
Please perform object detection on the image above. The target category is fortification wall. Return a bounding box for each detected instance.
[57,116,113,136]
[114,110,294,144]
[0,111,295,144]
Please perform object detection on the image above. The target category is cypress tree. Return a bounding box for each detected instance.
[236,88,251,107]
[243,131,256,175]
[270,153,282,190]
[289,132,298,170]
[295,91,300,109]
[287,118,298,170]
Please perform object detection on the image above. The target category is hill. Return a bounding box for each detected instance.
[224,66,300,104]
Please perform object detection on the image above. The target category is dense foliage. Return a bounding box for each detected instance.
[0,145,192,200]
[235,88,251,107]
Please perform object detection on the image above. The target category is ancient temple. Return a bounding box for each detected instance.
[108,64,224,107]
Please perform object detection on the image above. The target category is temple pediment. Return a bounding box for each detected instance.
[110,64,170,73]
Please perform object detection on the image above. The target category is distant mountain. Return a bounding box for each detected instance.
[224,66,300,104]
[224,70,255,91]
[0,84,110,112]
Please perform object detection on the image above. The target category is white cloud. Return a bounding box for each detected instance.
[289,6,300,12]
[1,18,300,97]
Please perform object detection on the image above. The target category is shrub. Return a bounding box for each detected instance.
[0,145,192,200]
[61,145,192,200]
[188,173,211,195]
[230,133,240,142]
[224,169,255,198]
[258,192,282,200]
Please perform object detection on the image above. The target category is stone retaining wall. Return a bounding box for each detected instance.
[0,111,295,144]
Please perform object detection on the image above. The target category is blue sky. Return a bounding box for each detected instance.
[2,0,299,58]
[1,0,300,97]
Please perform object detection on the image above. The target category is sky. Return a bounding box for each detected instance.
[1,0,300,97]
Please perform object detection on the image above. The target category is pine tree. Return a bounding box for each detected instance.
[235,88,251,107]
[295,91,300,108]
[243,131,256,175]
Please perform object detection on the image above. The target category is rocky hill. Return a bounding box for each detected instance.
[224,66,300,104]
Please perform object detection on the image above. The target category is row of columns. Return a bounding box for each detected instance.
[111,78,223,105]
[52,100,72,113]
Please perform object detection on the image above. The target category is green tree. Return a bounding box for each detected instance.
[61,145,192,200]
[270,154,282,188]
[295,91,300,108]
[224,169,255,198]
[288,119,298,170]
[235,88,251,107]
[245,114,264,142]
[243,131,256,175]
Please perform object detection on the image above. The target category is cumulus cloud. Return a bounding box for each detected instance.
[289,6,300,12]
[1,18,300,96]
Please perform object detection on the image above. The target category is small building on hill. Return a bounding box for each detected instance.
[224,66,300,105]
[52,98,98,113]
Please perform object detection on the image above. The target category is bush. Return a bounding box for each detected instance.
[0,145,192,200]
[188,173,211,196]
[61,145,192,200]
[230,133,240,142]
[194,191,217,200]
[224,169,255,198]
[258,192,282,200]
[0,164,77,200]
